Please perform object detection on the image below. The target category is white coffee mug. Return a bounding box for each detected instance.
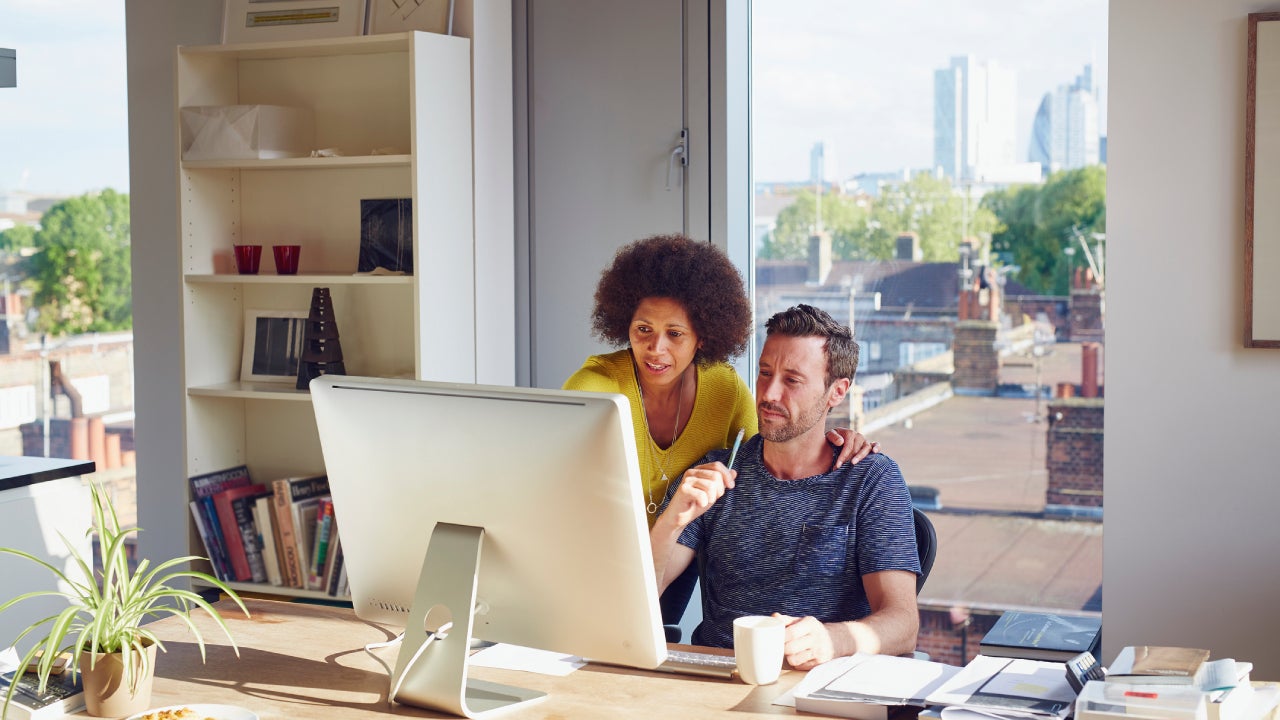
[732,615,786,685]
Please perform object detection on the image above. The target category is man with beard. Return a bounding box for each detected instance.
[650,304,920,667]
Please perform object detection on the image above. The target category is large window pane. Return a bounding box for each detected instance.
[0,3,134,522]
[751,0,1107,665]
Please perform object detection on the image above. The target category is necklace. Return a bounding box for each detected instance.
[636,366,687,515]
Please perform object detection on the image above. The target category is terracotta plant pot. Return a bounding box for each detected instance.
[79,641,158,718]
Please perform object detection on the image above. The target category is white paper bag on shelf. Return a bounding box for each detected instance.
[180,105,314,160]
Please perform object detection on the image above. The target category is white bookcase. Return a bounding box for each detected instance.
[175,31,473,600]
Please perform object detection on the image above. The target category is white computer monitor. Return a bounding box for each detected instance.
[310,376,667,718]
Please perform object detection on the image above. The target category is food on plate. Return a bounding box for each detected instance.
[136,708,215,720]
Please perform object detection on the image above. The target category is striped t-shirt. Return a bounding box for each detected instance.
[662,434,920,648]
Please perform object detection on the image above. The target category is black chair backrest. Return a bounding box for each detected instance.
[913,507,937,595]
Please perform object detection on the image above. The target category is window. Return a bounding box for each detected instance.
[0,2,134,509]
[750,0,1106,665]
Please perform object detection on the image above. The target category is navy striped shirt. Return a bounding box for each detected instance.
[661,434,920,648]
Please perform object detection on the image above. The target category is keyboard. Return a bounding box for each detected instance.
[655,649,738,679]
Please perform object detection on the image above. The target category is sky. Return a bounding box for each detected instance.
[0,0,1106,195]
[752,0,1109,182]
[0,0,128,197]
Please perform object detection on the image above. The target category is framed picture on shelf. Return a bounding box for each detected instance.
[223,0,367,44]
[365,0,453,35]
[241,309,309,384]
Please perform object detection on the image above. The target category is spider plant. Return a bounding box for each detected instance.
[1,479,249,715]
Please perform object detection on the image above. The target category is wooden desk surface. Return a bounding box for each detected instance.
[116,598,804,719]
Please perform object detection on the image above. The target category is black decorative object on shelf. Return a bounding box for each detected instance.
[297,287,346,390]
[359,197,413,273]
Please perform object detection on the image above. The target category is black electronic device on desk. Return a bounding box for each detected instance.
[1065,651,1106,693]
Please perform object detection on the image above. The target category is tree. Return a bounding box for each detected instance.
[870,173,1001,261]
[764,190,869,260]
[984,166,1106,294]
[0,224,36,253]
[27,189,132,335]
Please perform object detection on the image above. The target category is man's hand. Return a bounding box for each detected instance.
[775,613,846,670]
[826,428,880,470]
[665,461,736,528]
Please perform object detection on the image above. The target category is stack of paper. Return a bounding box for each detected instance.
[777,653,960,719]
[925,654,1078,719]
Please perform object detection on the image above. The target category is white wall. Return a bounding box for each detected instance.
[1108,0,1280,676]
[126,0,223,568]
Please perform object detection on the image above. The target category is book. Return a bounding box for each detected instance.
[793,653,960,720]
[294,497,322,590]
[187,465,253,580]
[979,610,1103,662]
[211,483,270,582]
[321,516,342,596]
[252,495,283,586]
[0,668,86,719]
[188,500,224,580]
[1106,646,1211,685]
[1075,677,1205,720]
[309,497,335,589]
[325,539,345,597]
[230,490,271,583]
[269,475,329,589]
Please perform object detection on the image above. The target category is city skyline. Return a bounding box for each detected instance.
[0,1,1106,196]
[753,0,1107,182]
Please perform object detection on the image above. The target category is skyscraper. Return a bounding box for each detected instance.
[1029,64,1100,174]
[933,55,1017,181]
[810,140,838,185]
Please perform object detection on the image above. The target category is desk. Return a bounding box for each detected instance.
[119,598,806,719]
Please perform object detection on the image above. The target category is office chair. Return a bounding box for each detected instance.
[662,508,939,643]
[913,507,937,594]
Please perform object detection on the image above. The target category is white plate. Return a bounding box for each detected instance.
[126,704,258,720]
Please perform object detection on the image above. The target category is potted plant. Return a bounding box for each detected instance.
[0,480,249,717]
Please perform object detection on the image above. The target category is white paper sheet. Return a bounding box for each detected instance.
[467,643,585,677]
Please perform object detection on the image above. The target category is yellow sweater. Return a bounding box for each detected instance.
[564,349,757,525]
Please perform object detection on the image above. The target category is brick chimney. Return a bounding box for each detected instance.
[808,231,832,285]
[952,320,999,395]
[896,232,922,261]
[1045,398,1103,516]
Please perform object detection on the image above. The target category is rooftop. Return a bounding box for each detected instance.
[870,341,1103,612]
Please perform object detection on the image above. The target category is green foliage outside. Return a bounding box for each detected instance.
[983,166,1107,294]
[762,173,1000,263]
[0,223,35,253]
[759,166,1106,295]
[16,189,133,336]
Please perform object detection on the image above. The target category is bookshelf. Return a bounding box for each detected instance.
[175,31,474,600]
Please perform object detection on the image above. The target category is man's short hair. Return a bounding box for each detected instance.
[764,304,858,386]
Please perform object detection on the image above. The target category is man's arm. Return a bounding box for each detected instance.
[776,569,920,669]
[649,461,735,594]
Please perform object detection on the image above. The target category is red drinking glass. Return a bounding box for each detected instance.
[273,244,301,275]
[233,244,262,274]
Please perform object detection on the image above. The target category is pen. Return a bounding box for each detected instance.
[1124,691,1159,699]
[727,428,745,468]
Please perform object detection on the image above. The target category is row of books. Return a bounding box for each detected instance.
[188,465,347,596]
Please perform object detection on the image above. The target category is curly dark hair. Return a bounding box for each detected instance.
[590,234,752,365]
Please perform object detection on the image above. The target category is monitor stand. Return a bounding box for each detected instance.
[390,522,546,718]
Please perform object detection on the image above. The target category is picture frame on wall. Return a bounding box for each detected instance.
[223,0,367,44]
[242,309,309,384]
[1246,12,1280,348]
[365,0,453,35]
